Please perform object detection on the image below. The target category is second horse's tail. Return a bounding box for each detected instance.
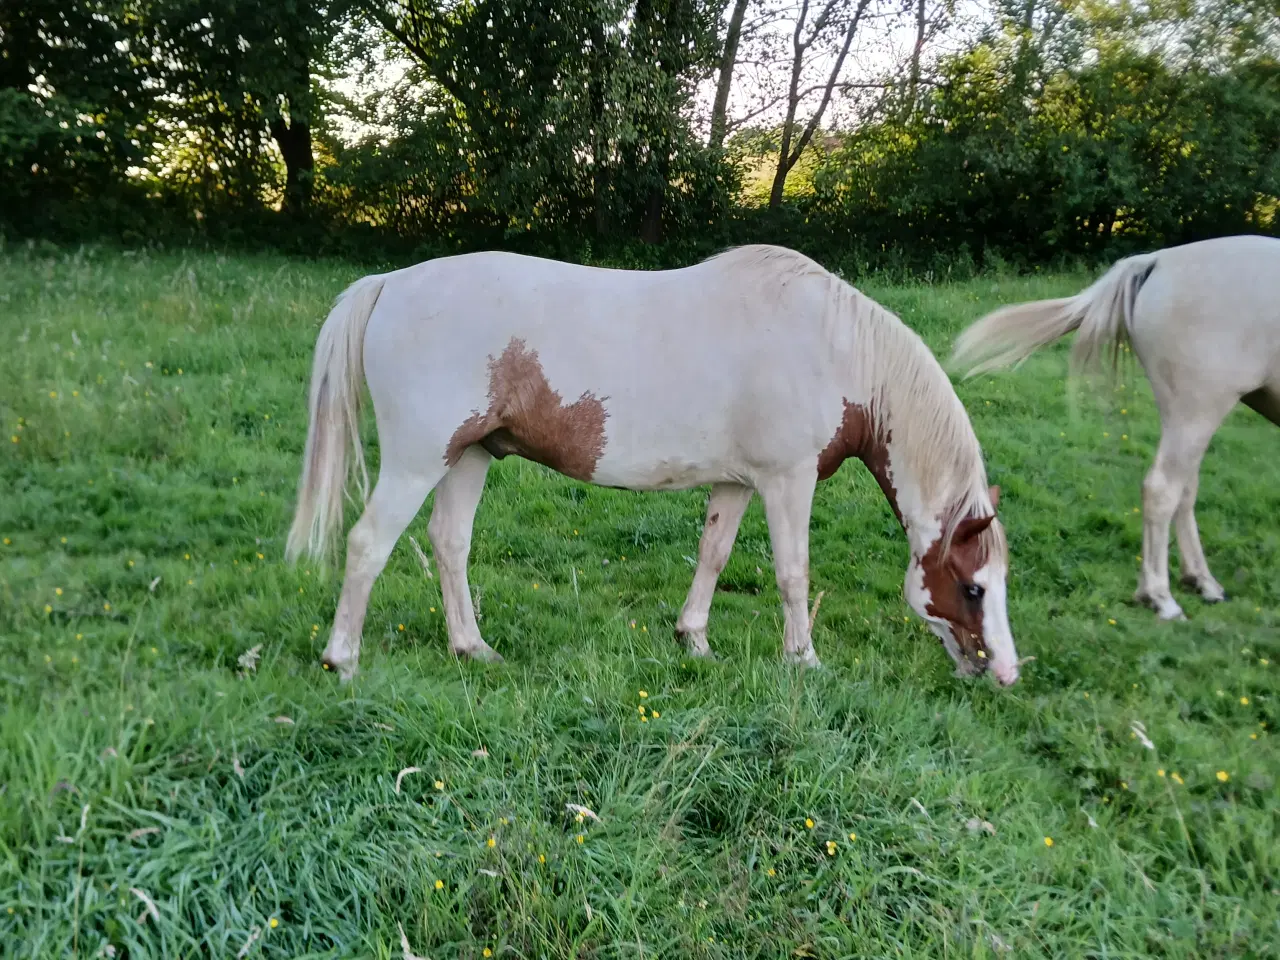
[949,253,1159,380]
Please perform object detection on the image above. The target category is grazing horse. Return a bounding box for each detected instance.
[286,245,1018,684]
[951,234,1280,620]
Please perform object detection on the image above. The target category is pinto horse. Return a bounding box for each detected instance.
[287,245,1018,684]
[951,235,1280,620]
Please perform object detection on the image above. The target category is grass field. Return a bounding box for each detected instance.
[1,243,1277,959]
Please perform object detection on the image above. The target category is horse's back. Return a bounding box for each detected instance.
[359,248,847,488]
[1134,235,1280,395]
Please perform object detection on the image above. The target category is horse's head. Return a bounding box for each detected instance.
[904,485,1019,685]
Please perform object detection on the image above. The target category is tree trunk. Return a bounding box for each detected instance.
[769,0,869,208]
[709,0,750,149]
[270,113,314,212]
[907,0,927,113]
[589,18,611,237]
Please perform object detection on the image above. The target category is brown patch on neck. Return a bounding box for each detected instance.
[445,338,608,481]
[816,399,902,525]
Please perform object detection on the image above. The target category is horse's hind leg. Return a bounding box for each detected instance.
[677,483,753,657]
[1135,393,1235,619]
[428,445,501,662]
[324,467,442,680]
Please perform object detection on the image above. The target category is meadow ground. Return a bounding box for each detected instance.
[0,243,1277,959]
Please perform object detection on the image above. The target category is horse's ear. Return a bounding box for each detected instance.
[954,513,995,543]
[988,485,1000,510]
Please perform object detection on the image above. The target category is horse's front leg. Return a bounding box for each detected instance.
[760,466,820,667]
[677,483,754,657]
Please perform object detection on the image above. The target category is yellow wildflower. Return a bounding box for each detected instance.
[638,690,648,699]
[538,854,546,863]
[576,834,584,844]
[766,867,776,877]
[269,917,279,929]
[487,836,496,848]
[1157,769,1165,777]
[849,833,857,841]
[1172,772,1184,785]
[434,780,444,790]
[1216,771,1229,782]
[1044,837,1054,847]
[435,879,444,890]
[55,588,62,596]
[1241,697,1250,705]
[483,950,492,958]
[826,840,837,856]
[804,818,814,829]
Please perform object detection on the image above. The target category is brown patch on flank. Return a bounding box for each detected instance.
[446,338,608,481]
[816,399,902,524]
[920,512,995,657]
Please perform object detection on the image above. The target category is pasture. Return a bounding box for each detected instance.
[1,244,1277,958]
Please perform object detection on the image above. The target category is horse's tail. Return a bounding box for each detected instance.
[286,273,388,565]
[949,252,1160,380]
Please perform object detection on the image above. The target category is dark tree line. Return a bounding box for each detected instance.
[2,0,1278,271]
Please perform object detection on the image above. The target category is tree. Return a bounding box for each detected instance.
[769,0,874,208]
[709,0,752,148]
[150,0,351,213]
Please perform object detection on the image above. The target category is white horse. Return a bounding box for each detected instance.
[951,234,1280,620]
[286,245,1019,684]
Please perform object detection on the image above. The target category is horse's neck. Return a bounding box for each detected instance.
[859,431,943,553]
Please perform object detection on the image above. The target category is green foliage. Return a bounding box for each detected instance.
[2,247,1278,956]
[810,15,1280,267]
[0,1,161,237]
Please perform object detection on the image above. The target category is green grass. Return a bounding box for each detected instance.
[1,244,1277,959]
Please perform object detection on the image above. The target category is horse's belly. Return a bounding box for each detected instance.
[589,455,741,491]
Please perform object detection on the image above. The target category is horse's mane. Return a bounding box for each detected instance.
[704,245,1006,563]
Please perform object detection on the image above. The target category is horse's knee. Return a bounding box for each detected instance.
[1142,467,1180,517]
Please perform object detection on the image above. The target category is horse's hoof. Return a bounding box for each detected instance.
[321,657,358,682]
[677,628,715,659]
[783,648,823,669]
[453,642,503,663]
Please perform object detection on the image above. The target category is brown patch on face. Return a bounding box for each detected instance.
[708,512,720,525]
[919,511,996,658]
[816,399,902,524]
[445,338,608,481]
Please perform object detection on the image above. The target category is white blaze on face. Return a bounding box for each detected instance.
[973,562,1018,685]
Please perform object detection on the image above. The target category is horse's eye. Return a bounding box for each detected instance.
[962,583,985,603]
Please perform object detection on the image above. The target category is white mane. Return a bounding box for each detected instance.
[706,245,1005,560]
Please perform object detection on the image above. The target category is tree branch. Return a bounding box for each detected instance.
[785,0,872,168]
